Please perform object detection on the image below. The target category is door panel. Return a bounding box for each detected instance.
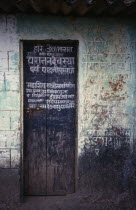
[23,40,78,195]
[46,72,76,194]
[24,110,47,195]
[46,121,76,194]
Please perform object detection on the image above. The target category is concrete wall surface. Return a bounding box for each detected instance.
[0,14,136,208]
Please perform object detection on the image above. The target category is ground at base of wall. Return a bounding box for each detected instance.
[0,169,20,210]
[0,169,136,210]
[14,190,136,210]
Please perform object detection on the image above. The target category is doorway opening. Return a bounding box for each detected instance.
[20,40,78,196]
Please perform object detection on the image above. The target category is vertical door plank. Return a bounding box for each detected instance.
[23,42,47,195]
[24,111,47,195]
[46,41,78,195]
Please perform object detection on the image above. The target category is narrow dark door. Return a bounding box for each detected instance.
[23,40,78,195]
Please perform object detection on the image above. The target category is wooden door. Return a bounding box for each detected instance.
[23,40,78,195]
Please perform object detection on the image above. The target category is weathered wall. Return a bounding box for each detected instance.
[0,16,20,208]
[0,15,136,205]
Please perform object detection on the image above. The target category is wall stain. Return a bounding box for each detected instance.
[79,127,136,196]
[109,75,126,92]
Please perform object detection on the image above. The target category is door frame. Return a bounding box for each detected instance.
[20,40,79,200]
